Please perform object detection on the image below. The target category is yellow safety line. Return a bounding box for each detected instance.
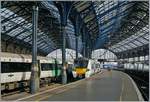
[119,78,124,101]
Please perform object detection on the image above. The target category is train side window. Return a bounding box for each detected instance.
[1,62,31,73]
[41,64,47,71]
[41,63,54,71]
[50,64,55,70]
[1,62,9,73]
[23,63,31,72]
[58,64,62,69]
[41,64,45,71]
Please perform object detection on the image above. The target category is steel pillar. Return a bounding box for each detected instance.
[76,35,79,59]
[85,46,87,58]
[143,55,146,72]
[89,41,92,59]
[133,55,136,70]
[128,57,130,69]
[30,6,39,94]
[82,29,86,57]
[87,46,89,58]
[82,42,85,57]
[137,56,140,71]
[61,25,67,84]
[75,15,80,59]
[58,3,73,84]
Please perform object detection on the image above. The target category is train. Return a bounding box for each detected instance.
[124,63,149,72]
[72,58,101,78]
[1,52,67,91]
[1,53,101,91]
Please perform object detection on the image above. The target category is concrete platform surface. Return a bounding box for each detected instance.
[16,69,143,101]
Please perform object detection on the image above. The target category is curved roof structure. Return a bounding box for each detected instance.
[1,1,149,58]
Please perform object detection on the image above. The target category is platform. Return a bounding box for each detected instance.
[13,69,143,101]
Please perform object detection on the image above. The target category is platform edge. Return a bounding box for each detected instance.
[16,71,103,101]
[122,72,144,101]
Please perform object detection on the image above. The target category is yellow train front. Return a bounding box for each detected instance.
[72,58,89,78]
[72,58,101,79]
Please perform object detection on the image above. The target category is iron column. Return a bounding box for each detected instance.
[143,55,146,72]
[61,25,67,84]
[30,6,39,94]
[82,28,86,57]
[76,35,79,59]
[83,42,85,57]
[75,15,80,59]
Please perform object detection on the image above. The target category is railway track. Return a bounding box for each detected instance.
[124,70,149,101]
[129,74,149,101]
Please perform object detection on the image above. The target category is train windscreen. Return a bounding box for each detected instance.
[74,60,88,68]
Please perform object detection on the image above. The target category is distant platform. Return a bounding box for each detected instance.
[7,69,144,101]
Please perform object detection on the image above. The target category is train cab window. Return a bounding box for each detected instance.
[74,60,88,68]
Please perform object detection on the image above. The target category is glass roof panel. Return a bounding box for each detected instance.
[143,34,149,40]
[132,40,143,46]
[1,6,59,54]
[17,31,30,39]
[128,42,138,48]
[124,44,134,49]
[110,24,149,53]
[1,8,15,18]
[8,27,24,37]
[24,36,31,42]
[2,22,14,33]
[112,48,122,52]
[137,37,148,44]
[42,1,60,22]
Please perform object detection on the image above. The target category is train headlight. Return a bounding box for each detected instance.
[72,71,77,78]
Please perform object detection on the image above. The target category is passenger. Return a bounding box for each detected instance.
[66,62,73,82]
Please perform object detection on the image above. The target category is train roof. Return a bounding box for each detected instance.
[0,52,52,63]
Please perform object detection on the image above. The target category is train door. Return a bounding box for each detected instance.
[54,59,58,77]
[92,61,95,74]
[37,60,41,78]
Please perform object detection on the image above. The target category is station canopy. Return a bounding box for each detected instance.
[1,1,149,57]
